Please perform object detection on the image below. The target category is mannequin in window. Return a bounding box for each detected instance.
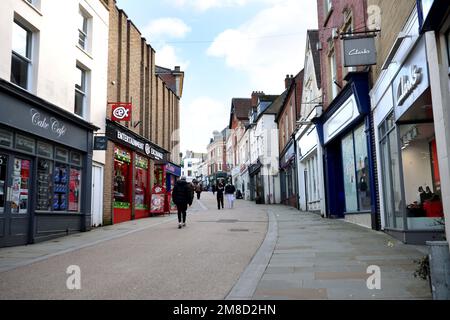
[425,186,434,201]
[417,186,426,204]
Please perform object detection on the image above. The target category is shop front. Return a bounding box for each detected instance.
[105,119,167,224]
[279,141,298,208]
[152,161,181,215]
[249,160,263,204]
[316,72,378,229]
[372,33,445,244]
[0,79,97,247]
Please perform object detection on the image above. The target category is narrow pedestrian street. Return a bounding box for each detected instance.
[0,193,430,300]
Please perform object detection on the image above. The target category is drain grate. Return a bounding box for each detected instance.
[217,219,239,223]
[229,229,249,232]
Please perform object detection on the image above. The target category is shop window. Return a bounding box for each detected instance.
[113,147,131,209]
[15,134,35,154]
[53,163,68,211]
[37,159,52,211]
[55,147,69,162]
[11,20,32,90]
[341,123,371,213]
[0,155,7,214]
[400,123,444,230]
[135,155,148,210]
[37,141,53,159]
[71,152,82,166]
[68,168,81,212]
[0,129,13,148]
[10,158,30,214]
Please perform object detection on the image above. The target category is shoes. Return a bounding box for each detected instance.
[183,223,186,227]
[178,223,182,229]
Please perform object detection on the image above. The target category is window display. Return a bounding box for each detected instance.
[341,123,371,213]
[69,168,81,212]
[0,155,7,214]
[53,163,68,211]
[400,123,444,229]
[135,155,148,210]
[37,159,52,211]
[114,147,131,209]
[11,158,30,214]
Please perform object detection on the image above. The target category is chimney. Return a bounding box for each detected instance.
[174,66,181,72]
[285,74,294,89]
[251,91,265,107]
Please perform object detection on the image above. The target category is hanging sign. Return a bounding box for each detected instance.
[111,103,132,122]
[343,36,377,67]
[94,136,108,150]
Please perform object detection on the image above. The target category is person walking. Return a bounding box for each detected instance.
[172,177,193,229]
[212,184,216,195]
[216,182,225,210]
[225,182,236,209]
[195,183,203,200]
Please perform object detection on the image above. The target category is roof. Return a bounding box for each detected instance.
[307,30,321,89]
[276,69,304,122]
[229,98,252,129]
[255,91,287,122]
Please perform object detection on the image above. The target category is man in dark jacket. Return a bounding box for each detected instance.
[172,177,193,229]
[216,182,225,210]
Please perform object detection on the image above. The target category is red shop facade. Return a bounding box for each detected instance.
[105,119,167,224]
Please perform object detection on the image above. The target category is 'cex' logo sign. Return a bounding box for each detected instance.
[111,103,132,121]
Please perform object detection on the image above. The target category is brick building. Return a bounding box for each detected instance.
[103,0,184,225]
[276,71,303,208]
[314,0,379,229]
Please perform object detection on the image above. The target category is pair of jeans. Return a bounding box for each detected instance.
[226,194,235,209]
[176,203,188,223]
[217,195,224,210]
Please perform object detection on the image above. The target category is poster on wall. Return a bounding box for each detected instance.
[151,194,165,214]
[69,169,81,212]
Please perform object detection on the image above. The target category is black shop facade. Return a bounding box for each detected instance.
[105,119,168,225]
[0,79,98,248]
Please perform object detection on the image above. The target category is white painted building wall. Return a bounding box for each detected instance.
[0,0,109,227]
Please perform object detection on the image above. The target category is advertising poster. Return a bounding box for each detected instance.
[151,194,165,214]
[69,169,80,212]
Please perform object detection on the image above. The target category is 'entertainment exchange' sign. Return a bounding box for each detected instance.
[343,36,377,67]
[106,121,165,161]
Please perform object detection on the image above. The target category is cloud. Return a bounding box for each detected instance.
[143,18,191,41]
[169,0,288,12]
[207,0,318,93]
[180,97,229,152]
[155,44,190,70]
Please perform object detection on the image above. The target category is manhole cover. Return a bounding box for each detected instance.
[229,229,249,232]
[217,219,239,223]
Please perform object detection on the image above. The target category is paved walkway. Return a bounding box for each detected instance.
[0,193,432,300]
[229,205,431,300]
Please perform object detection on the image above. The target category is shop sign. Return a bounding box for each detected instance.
[393,37,429,120]
[165,163,181,176]
[343,37,377,67]
[323,94,359,144]
[94,136,108,151]
[111,103,132,122]
[107,121,166,161]
[30,109,67,138]
[396,65,423,106]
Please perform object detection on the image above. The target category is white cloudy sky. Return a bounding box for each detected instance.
[117,0,318,153]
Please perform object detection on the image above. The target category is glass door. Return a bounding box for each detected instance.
[0,153,31,247]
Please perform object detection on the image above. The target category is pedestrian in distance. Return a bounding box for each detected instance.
[225,182,236,209]
[212,184,216,195]
[216,182,225,210]
[195,183,203,200]
[172,176,193,229]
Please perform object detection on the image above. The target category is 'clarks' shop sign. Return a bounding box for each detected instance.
[343,37,377,67]
[106,121,165,161]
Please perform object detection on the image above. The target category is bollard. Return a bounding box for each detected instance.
[427,241,450,300]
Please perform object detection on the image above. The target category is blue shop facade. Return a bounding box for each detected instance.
[316,72,379,230]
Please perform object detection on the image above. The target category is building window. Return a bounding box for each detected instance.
[11,21,32,90]
[74,65,87,117]
[329,50,338,100]
[324,0,333,14]
[113,147,131,210]
[78,9,88,50]
[341,123,371,213]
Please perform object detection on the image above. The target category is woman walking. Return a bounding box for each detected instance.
[172,177,193,229]
[216,182,225,210]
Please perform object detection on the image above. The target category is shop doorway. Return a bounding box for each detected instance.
[0,153,32,247]
[91,165,103,227]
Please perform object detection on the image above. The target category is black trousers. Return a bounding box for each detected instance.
[217,195,224,209]
[197,192,201,199]
[176,203,188,223]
